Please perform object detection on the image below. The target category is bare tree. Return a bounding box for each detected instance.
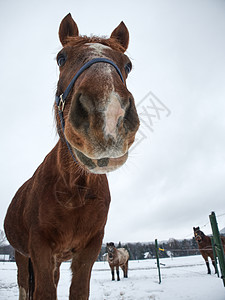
[0,229,7,246]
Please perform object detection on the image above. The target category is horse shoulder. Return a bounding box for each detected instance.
[5,143,109,253]
[4,147,60,252]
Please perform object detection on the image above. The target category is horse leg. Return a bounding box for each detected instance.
[116,266,120,281]
[209,253,218,274]
[121,265,125,278]
[30,251,57,300]
[202,253,211,274]
[121,264,128,278]
[212,259,217,274]
[125,260,128,278]
[123,261,128,278]
[29,234,57,300]
[15,251,29,300]
[206,261,211,274]
[69,232,103,300]
[110,266,115,281]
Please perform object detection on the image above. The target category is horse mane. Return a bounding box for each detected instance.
[64,35,126,52]
[197,229,206,237]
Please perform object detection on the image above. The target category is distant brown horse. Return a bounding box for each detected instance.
[106,242,129,281]
[193,226,225,274]
[4,13,139,300]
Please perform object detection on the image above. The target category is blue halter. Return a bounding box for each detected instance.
[55,57,125,163]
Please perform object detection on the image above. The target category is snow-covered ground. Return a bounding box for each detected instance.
[0,255,224,299]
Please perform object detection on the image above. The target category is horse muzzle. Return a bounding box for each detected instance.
[73,148,128,174]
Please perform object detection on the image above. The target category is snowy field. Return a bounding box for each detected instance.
[0,255,224,299]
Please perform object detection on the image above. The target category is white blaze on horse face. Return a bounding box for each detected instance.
[85,43,114,77]
[85,43,112,56]
[85,43,125,140]
[104,92,125,139]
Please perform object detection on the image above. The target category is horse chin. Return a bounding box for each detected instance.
[73,148,128,174]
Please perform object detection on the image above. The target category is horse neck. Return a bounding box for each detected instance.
[112,248,118,259]
[198,235,210,248]
[55,139,103,190]
[46,139,110,209]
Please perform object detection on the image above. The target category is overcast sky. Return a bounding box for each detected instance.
[1,0,225,243]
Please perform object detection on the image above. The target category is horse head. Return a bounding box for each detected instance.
[106,242,116,258]
[55,14,140,174]
[193,226,205,243]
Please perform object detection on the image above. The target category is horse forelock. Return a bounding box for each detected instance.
[63,35,126,53]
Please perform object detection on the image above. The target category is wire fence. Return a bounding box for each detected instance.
[182,212,225,239]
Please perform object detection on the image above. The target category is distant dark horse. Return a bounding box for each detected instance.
[106,242,129,281]
[4,14,139,300]
[193,226,225,274]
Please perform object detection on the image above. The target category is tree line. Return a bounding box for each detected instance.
[0,228,200,262]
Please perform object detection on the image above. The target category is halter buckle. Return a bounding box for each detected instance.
[58,95,65,112]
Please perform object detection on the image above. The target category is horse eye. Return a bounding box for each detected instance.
[125,62,132,75]
[57,54,66,67]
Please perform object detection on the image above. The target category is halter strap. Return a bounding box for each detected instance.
[55,57,124,163]
[55,58,124,109]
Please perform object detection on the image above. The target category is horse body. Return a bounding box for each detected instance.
[106,242,129,281]
[193,226,225,274]
[5,141,110,299]
[4,13,139,300]
[6,142,110,257]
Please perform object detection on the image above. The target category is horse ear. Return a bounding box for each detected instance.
[59,13,79,46]
[110,21,129,52]
[193,227,196,231]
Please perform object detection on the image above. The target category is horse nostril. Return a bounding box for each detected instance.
[70,93,89,130]
[127,98,132,110]
[123,97,139,133]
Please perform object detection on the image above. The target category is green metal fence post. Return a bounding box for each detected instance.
[211,236,219,277]
[155,239,161,284]
[209,211,225,286]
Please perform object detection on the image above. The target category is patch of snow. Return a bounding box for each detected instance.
[0,255,224,299]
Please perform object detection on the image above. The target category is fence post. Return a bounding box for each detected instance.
[209,211,225,286]
[155,239,161,284]
[211,237,219,277]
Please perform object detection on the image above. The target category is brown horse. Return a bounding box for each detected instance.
[4,13,139,300]
[193,226,225,274]
[106,242,129,281]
